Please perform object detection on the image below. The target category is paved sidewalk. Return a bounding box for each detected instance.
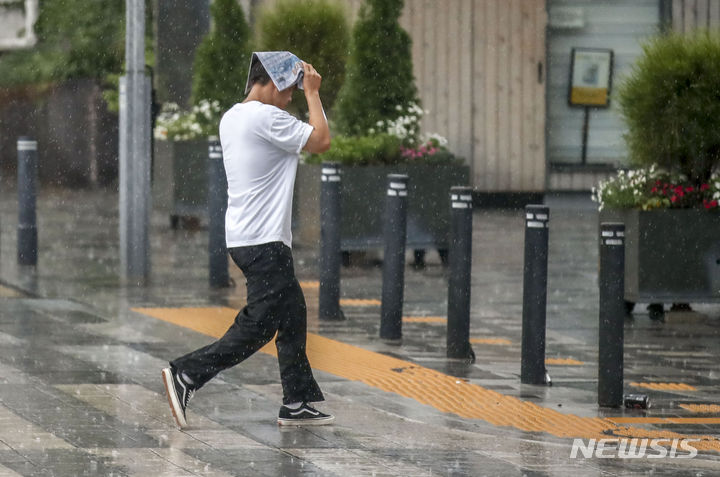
[0,185,719,476]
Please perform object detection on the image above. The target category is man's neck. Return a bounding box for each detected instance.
[244,84,273,104]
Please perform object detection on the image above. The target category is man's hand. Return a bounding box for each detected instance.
[302,62,322,95]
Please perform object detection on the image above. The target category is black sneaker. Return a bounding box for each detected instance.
[277,402,334,426]
[162,367,194,428]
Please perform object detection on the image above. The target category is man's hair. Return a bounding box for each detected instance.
[248,59,272,89]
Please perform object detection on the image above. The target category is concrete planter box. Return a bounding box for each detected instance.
[292,163,470,254]
[599,208,720,305]
[153,139,208,227]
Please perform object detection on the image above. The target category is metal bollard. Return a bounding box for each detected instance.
[447,187,475,361]
[208,137,230,288]
[17,137,38,266]
[380,174,409,341]
[598,222,626,407]
[521,205,550,384]
[319,163,344,320]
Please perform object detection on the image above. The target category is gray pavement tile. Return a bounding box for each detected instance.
[0,449,128,477]
[2,188,720,474]
[0,382,159,449]
[183,448,335,477]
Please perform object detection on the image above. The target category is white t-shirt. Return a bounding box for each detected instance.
[219,101,313,248]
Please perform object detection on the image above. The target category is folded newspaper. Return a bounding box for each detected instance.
[244,51,304,95]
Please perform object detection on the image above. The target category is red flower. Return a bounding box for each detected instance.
[671,195,678,203]
[651,187,658,193]
[685,186,694,192]
[701,183,710,191]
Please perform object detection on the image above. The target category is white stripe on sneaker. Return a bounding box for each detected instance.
[290,408,320,416]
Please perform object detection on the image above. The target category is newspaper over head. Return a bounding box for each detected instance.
[244,51,305,95]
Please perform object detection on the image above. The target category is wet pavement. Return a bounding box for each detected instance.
[0,183,720,476]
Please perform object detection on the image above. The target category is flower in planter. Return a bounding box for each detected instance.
[306,102,462,166]
[154,100,222,141]
[372,102,426,146]
[592,165,720,211]
[399,135,459,165]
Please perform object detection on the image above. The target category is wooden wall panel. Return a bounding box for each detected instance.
[458,0,473,170]
[533,1,547,191]
[710,0,720,27]
[509,0,523,192]
[674,0,720,31]
[471,0,487,187]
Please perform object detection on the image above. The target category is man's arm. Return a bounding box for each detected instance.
[302,62,331,154]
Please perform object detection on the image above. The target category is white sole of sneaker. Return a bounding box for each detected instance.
[277,415,335,426]
[161,368,187,429]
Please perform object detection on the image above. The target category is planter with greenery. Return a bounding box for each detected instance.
[594,31,720,313]
[153,0,250,225]
[153,100,222,226]
[293,106,469,259]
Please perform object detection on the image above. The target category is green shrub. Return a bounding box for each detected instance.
[333,0,419,136]
[256,0,349,117]
[0,0,127,88]
[618,31,720,185]
[191,0,251,110]
[306,133,402,165]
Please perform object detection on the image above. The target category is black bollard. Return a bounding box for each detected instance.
[380,174,409,341]
[521,205,550,384]
[447,187,475,361]
[208,137,230,288]
[319,163,344,320]
[598,222,626,407]
[17,137,38,266]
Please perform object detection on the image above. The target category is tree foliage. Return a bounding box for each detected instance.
[333,0,419,136]
[256,0,349,117]
[191,0,251,110]
[618,31,720,185]
[0,0,126,88]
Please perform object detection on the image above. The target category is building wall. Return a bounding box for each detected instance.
[673,0,720,31]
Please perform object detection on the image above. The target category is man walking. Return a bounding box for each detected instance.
[162,52,332,428]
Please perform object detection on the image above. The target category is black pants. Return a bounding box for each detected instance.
[171,242,324,405]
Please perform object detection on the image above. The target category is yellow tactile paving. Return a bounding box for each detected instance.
[631,382,698,391]
[680,404,720,414]
[403,316,447,323]
[299,281,319,290]
[134,306,720,452]
[469,338,512,345]
[0,285,25,298]
[545,358,585,366]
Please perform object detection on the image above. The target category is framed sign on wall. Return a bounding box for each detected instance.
[568,48,614,108]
